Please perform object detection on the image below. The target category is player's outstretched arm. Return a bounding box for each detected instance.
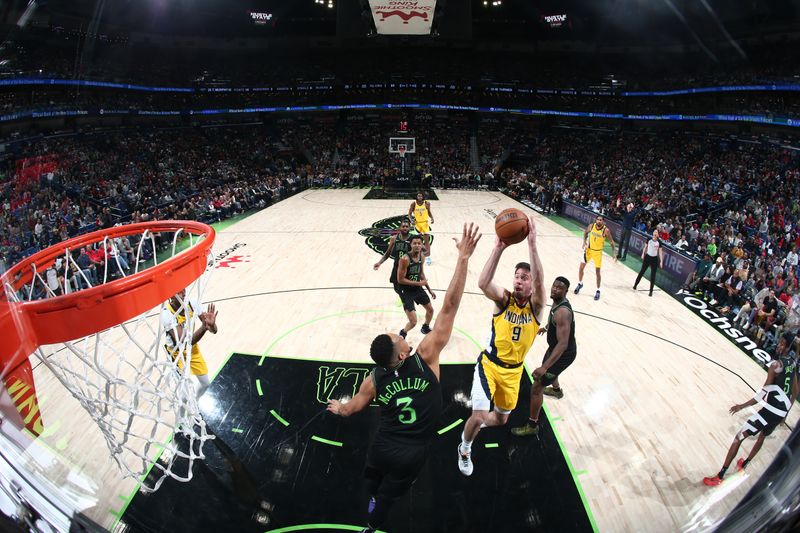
[730,362,779,414]
[526,216,546,322]
[327,375,376,417]
[418,223,481,370]
[374,235,396,270]
[478,236,508,308]
[582,224,591,249]
[191,302,217,344]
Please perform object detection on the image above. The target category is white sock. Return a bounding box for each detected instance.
[460,431,473,453]
[196,374,210,399]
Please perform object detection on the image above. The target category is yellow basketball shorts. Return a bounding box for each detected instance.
[170,344,209,376]
[470,353,524,414]
[583,248,603,268]
[415,222,430,235]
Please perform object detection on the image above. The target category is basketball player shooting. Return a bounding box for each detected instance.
[458,216,546,476]
[326,223,481,533]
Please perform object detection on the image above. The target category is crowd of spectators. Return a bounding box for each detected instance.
[3,117,799,352]
[0,126,308,280]
[289,116,473,188]
[502,127,800,349]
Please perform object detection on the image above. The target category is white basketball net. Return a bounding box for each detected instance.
[398,144,407,158]
[3,228,216,493]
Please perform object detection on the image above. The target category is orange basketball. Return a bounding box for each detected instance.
[495,208,529,245]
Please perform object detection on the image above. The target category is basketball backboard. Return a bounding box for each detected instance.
[389,137,416,154]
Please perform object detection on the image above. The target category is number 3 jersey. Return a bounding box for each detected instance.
[373,352,441,445]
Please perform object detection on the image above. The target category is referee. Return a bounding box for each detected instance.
[633,229,665,296]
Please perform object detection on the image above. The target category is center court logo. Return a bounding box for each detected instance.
[675,290,772,367]
[358,215,435,256]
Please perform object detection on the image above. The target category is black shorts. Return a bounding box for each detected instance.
[538,348,576,387]
[741,407,783,439]
[398,285,430,312]
[364,438,429,500]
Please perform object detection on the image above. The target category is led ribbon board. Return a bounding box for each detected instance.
[368,0,437,35]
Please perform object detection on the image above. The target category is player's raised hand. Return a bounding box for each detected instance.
[454,223,481,258]
[493,234,509,251]
[201,303,218,331]
[527,216,538,247]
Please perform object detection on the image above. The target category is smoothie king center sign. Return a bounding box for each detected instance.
[369,0,437,35]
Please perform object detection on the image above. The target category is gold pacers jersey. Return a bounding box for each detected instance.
[414,202,429,227]
[164,300,196,353]
[485,296,540,366]
[168,301,193,325]
[163,300,209,376]
[588,223,606,251]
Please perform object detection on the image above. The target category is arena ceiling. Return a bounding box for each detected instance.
[2,0,798,46]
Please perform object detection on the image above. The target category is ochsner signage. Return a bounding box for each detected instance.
[676,290,773,368]
[369,0,437,35]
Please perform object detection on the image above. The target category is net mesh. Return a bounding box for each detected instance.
[3,226,215,492]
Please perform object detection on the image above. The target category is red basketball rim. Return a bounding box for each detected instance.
[1,220,215,363]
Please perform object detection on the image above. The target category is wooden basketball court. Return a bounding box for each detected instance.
[21,189,799,532]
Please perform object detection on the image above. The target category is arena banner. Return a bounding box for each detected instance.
[673,289,773,369]
[560,200,697,283]
[368,0,436,35]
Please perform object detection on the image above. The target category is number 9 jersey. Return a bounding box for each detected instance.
[485,295,540,367]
